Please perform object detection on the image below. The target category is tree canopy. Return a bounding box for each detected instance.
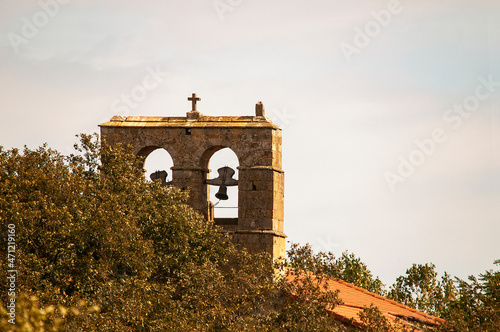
[0,134,347,331]
[0,134,498,331]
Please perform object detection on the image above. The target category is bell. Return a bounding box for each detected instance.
[150,170,168,186]
[215,184,229,200]
[206,166,237,201]
[205,167,238,187]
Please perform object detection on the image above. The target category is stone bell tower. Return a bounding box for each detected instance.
[99,94,286,260]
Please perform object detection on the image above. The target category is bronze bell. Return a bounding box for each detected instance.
[206,166,238,201]
[215,184,229,200]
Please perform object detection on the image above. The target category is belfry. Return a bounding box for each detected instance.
[99,95,286,260]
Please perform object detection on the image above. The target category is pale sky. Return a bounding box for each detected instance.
[1,0,499,285]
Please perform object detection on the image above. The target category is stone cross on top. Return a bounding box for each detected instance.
[188,93,201,112]
[186,93,202,120]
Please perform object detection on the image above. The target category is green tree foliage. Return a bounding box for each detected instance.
[388,263,456,316]
[0,134,228,329]
[357,305,415,332]
[1,134,497,331]
[0,295,98,332]
[272,270,343,332]
[0,134,344,331]
[438,260,500,332]
[388,261,500,332]
[286,243,385,295]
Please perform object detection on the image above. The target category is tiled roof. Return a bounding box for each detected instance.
[286,272,446,331]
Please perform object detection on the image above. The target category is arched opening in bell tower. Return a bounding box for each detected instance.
[202,147,239,223]
[139,147,174,185]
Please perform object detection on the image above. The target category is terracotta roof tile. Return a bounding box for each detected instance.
[286,271,446,331]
